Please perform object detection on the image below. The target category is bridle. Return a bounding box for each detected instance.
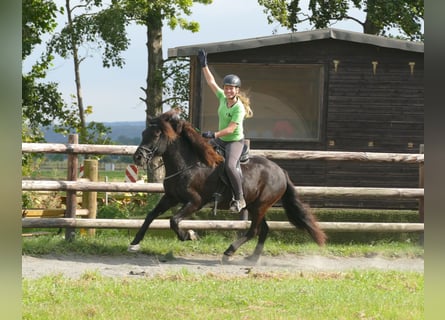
[136,132,197,181]
[137,144,158,164]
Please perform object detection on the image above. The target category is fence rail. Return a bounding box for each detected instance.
[22,218,424,232]
[22,142,424,163]
[22,180,423,199]
[22,136,424,237]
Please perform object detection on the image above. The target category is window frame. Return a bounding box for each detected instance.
[199,63,325,142]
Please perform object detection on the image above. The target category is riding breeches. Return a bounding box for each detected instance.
[217,138,244,200]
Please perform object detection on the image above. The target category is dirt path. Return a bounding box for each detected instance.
[22,253,424,279]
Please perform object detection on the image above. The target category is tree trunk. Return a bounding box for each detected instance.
[66,0,87,144]
[145,24,163,120]
[144,18,165,182]
[363,16,381,35]
[362,0,381,35]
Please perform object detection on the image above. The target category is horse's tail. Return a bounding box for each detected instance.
[281,171,327,246]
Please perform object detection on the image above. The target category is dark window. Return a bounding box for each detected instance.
[200,63,324,141]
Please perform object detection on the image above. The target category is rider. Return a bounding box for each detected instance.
[197,48,253,213]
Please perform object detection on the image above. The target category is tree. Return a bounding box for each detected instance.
[46,0,131,144]
[161,57,192,118]
[22,0,69,175]
[23,0,123,176]
[258,0,424,41]
[120,0,212,122]
[22,0,65,136]
[114,0,212,182]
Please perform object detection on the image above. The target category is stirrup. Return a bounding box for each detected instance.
[212,192,221,216]
[229,198,246,213]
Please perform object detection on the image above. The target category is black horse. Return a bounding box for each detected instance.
[129,109,326,262]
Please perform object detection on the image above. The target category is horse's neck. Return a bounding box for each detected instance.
[163,139,198,173]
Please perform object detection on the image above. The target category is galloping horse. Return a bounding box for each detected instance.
[129,109,326,262]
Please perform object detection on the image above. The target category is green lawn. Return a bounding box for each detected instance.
[23,269,423,320]
[22,229,424,319]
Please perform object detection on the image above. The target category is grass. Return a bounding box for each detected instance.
[22,230,424,258]
[23,270,423,320]
[22,228,424,319]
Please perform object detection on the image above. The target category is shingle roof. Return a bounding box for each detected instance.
[168,28,424,58]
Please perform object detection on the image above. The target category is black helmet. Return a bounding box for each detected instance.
[223,74,241,87]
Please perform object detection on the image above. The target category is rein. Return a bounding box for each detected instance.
[163,163,197,181]
[143,160,197,181]
[147,160,164,172]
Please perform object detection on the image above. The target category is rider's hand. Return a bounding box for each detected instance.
[198,49,207,68]
[202,131,215,139]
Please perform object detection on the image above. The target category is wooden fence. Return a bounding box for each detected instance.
[22,135,424,240]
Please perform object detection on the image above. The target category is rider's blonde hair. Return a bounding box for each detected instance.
[238,91,253,119]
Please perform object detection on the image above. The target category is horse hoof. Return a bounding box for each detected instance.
[128,244,141,252]
[221,254,232,264]
[187,229,198,241]
[245,255,260,264]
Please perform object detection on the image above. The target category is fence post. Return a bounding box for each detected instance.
[81,159,98,236]
[104,176,109,206]
[418,144,424,246]
[65,134,78,241]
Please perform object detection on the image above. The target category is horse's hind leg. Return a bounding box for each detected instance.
[222,232,253,263]
[222,212,265,263]
[247,218,269,262]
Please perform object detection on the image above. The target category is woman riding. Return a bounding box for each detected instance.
[197,48,253,213]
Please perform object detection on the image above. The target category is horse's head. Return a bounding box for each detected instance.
[133,109,182,166]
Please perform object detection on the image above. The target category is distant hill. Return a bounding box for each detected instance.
[42,121,146,144]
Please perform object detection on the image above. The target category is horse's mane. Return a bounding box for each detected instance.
[158,110,223,168]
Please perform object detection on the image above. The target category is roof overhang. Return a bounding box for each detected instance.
[168,28,424,58]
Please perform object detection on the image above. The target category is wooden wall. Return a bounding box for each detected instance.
[191,39,424,209]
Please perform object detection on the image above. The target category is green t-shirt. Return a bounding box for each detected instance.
[216,88,245,142]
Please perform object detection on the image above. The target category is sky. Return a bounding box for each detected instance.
[24,0,365,123]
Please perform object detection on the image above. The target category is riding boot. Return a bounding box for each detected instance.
[229,194,246,213]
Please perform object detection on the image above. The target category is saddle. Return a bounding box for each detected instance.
[211,139,250,164]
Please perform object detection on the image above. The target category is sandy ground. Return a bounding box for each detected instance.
[22,253,424,279]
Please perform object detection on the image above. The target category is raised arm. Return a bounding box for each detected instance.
[198,49,220,94]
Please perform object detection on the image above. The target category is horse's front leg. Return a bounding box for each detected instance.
[170,202,200,241]
[128,195,176,252]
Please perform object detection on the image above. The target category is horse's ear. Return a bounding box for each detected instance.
[162,108,181,122]
[171,107,181,121]
[163,107,183,134]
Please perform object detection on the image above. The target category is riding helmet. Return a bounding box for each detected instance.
[223,74,241,87]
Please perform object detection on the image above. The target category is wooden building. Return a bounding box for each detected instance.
[168,28,424,209]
